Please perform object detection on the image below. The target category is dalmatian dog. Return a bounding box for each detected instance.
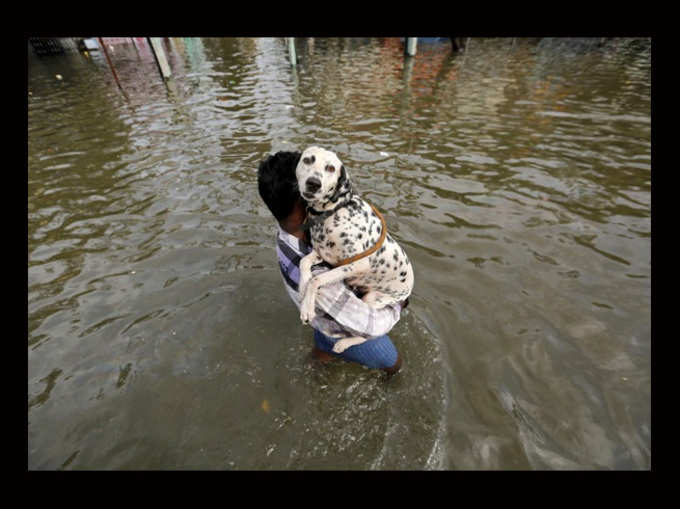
[296,146,414,353]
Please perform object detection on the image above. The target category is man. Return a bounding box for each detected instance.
[257,151,404,375]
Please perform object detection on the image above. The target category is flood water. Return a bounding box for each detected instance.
[28,37,651,470]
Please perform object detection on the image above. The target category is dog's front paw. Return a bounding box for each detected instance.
[332,339,352,354]
[300,292,316,325]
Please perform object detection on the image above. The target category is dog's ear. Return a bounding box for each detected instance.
[338,165,351,194]
[327,164,351,203]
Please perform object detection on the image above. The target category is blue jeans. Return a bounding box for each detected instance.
[313,329,399,370]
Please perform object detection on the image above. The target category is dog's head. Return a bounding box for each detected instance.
[295,146,351,208]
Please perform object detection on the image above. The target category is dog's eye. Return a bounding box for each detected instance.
[326,165,335,173]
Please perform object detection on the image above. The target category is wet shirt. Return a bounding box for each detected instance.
[276,226,402,339]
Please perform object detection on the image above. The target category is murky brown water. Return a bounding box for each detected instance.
[28,37,651,470]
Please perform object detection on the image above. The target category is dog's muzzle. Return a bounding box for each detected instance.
[304,177,322,198]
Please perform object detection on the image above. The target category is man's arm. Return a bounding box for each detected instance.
[309,264,402,338]
[276,231,402,339]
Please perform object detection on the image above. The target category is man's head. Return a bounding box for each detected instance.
[257,151,302,223]
[295,146,351,209]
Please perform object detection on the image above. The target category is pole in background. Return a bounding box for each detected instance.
[98,37,126,96]
[405,37,417,57]
[288,37,297,66]
[148,37,172,79]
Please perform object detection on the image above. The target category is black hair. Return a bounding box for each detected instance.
[257,151,302,222]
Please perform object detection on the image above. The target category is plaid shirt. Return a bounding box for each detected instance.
[276,226,402,339]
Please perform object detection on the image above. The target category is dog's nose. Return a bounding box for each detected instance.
[305,177,322,193]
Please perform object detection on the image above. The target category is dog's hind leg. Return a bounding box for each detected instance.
[360,290,394,309]
[331,290,397,353]
[333,291,393,353]
[332,336,368,353]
